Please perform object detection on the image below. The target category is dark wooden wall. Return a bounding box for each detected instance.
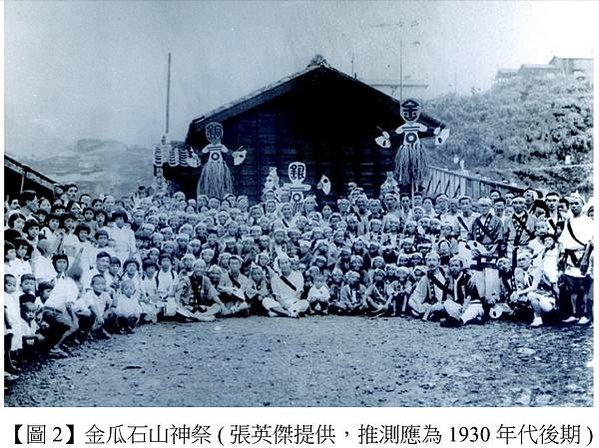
[182,69,419,202]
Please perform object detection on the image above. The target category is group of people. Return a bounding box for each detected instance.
[4,179,594,383]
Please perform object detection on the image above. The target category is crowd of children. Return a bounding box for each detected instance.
[4,180,594,383]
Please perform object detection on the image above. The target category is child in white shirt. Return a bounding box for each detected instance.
[114,279,142,334]
[307,273,331,315]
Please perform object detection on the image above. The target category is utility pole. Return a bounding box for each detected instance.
[399,39,403,100]
[371,21,419,102]
[165,52,171,135]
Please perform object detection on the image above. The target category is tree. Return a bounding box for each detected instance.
[424,75,592,194]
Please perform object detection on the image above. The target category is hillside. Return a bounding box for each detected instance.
[19,140,156,198]
[424,75,593,195]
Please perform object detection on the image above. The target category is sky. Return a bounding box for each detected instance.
[4,1,598,157]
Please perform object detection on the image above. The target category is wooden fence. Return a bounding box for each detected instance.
[424,166,525,199]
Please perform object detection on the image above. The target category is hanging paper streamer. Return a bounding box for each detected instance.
[198,122,240,199]
[375,130,392,149]
[434,127,450,146]
[317,174,332,195]
[263,167,282,199]
[187,149,200,168]
[232,147,247,166]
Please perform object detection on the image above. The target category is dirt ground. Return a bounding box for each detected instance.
[5,317,593,407]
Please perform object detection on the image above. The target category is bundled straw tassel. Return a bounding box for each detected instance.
[394,142,428,186]
[198,154,234,199]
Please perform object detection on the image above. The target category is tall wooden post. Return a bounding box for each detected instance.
[165,52,171,135]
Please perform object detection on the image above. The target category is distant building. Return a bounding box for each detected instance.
[517,64,561,78]
[494,56,593,86]
[494,68,518,85]
[363,77,429,101]
[549,56,593,83]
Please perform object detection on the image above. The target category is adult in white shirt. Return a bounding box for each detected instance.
[32,239,57,285]
[41,254,80,355]
[107,210,137,263]
[264,257,309,317]
[81,251,112,292]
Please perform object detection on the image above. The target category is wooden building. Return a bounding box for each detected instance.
[4,154,56,201]
[171,57,444,202]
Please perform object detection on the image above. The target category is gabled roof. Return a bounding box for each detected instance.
[186,58,443,141]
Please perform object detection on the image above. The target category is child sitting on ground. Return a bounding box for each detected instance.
[245,265,272,315]
[364,268,390,317]
[327,268,344,306]
[333,271,367,315]
[20,301,45,355]
[388,266,414,316]
[114,279,142,334]
[306,272,330,315]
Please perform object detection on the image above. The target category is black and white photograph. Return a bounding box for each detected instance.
[3,1,595,408]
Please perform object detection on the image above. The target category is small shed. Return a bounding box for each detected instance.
[174,57,444,201]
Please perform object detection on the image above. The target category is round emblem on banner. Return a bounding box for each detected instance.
[291,192,303,203]
[210,152,220,161]
[405,132,418,145]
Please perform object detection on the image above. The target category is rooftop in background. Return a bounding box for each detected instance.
[362,78,429,101]
[494,55,594,85]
